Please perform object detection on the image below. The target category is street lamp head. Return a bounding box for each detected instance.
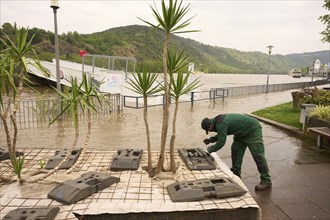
[50,0,59,9]
[267,45,274,54]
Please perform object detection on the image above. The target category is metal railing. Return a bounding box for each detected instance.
[225,80,328,97]
[1,80,327,127]
[122,80,329,109]
[123,88,229,109]
[0,93,122,128]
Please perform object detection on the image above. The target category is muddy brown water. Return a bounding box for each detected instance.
[1,73,320,158]
[1,89,299,153]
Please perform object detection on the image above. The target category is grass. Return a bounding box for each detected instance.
[252,101,303,129]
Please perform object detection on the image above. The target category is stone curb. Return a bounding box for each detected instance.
[245,113,303,136]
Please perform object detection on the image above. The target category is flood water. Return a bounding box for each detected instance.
[0,73,325,153]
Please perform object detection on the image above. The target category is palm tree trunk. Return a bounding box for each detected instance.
[143,97,153,170]
[66,110,91,174]
[0,99,12,158]
[11,80,23,154]
[156,33,171,174]
[169,101,179,172]
[9,79,23,182]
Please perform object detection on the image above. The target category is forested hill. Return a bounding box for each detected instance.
[1,23,328,74]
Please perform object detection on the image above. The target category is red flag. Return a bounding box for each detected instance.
[79,50,88,57]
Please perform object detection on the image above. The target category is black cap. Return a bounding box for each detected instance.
[201,118,211,134]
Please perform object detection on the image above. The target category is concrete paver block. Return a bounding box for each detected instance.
[109,149,143,171]
[178,148,216,170]
[3,206,60,220]
[47,171,120,205]
[0,147,24,161]
[45,148,82,170]
[167,177,247,202]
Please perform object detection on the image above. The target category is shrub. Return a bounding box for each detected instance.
[297,84,330,106]
[299,90,330,106]
[308,105,330,121]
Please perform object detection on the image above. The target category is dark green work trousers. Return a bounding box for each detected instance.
[230,127,271,183]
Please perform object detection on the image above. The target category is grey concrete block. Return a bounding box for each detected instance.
[167,177,247,202]
[48,171,120,205]
[0,147,24,161]
[45,148,82,170]
[3,206,60,220]
[178,148,216,170]
[109,149,143,171]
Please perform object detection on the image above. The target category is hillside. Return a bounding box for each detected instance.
[1,23,328,74]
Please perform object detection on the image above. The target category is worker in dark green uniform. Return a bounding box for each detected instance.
[201,114,272,191]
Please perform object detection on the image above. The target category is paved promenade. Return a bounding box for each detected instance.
[241,115,330,220]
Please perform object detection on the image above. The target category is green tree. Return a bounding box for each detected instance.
[139,0,197,174]
[1,23,16,36]
[319,0,330,43]
[126,70,161,173]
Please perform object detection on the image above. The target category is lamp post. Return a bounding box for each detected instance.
[266,45,274,94]
[50,0,61,117]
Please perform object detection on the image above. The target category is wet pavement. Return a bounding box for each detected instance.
[239,119,330,220]
[1,89,330,219]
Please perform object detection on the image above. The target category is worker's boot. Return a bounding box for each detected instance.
[230,168,241,179]
[255,181,272,191]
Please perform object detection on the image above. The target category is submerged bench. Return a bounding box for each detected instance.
[307,127,330,148]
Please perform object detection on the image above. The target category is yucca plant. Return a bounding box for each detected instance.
[28,73,104,182]
[126,70,162,174]
[139,0,198,174]
[167,48,201,172]
[0,27,46,183]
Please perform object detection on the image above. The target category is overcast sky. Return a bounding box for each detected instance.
[1,0,329,55]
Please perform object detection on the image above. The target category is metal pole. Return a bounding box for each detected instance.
[266,52,271,93]
[51,5,61,117]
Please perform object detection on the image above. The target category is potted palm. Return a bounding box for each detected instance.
[126,69,161,174]
[139,0,198,175]
[166,48,201,172]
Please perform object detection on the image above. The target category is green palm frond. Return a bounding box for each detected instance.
[138,0,199,35]
[167,46,190,74]
[0,28,47,84]
[0,55,17,105]
[126,70,162,97]
[163,48,201,99]
[169,71,201,99]
[49,73,104,129]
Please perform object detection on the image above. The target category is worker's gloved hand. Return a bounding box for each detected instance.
[209,136,217,143]
[207,146,213,153]
[203,139,211,145]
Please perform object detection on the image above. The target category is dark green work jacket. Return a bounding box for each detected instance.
[208,113,262,152]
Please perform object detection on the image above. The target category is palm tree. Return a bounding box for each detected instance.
[167,48,201,172]
[126,70,161,174]
[139,0,198,174]
[29,73,103,182]
[0,27,46,183]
